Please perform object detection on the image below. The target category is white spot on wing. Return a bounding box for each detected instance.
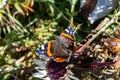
[41,45,45,50]
[65,29,69,33]
[42,51,44,54]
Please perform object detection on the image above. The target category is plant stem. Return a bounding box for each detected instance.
[70,5,74,26]
[70,0,77,27]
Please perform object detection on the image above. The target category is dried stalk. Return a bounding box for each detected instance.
[74,10,120,56]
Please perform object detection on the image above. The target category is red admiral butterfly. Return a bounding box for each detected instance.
[36,27,77,62]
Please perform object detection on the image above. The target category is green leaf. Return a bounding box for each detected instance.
[14,2,25,15]
[49,4,54,17]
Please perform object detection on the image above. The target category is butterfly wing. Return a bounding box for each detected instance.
[36,43,50,60]
[36,40,68,62]
[60,27,75,41]
[60,27,76,51]
[51,40,69,58]
[35,27,77,62]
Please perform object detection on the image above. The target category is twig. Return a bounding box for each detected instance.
[67,51,72,62]
[93,18,110,31]
[53,4,70,23]
[74,10,120,57]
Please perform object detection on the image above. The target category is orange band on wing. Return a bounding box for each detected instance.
[114,38,120,42]
[47,41,53,57]
[61,32,73,40]
[54,57,66,62]
[73,44,77,52]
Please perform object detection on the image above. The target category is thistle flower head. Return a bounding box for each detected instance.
[46,59,67,79]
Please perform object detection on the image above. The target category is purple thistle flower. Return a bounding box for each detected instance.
[46,59,67,80]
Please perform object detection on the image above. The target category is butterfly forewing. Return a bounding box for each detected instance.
[36,43,49,60]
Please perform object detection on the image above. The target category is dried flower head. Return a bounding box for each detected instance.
[33,59,80,80]
[33,59,50,80]
[113,52,120,70]
[33,59,67,80]
[106,37,120,53]
[46,59,67,79]
[114,59,120,69]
